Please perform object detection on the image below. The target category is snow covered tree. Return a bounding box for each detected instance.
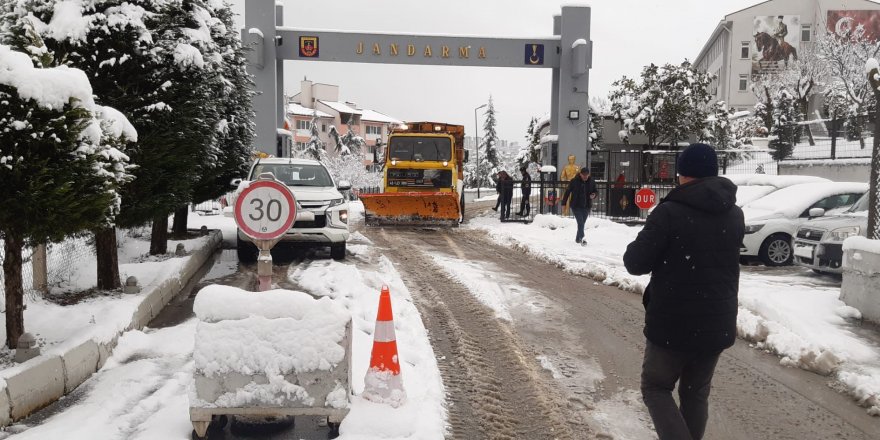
[3,0,244,267]
[300,114,326,160]
[339,119,366,156]
[515,116,541,167]
[610,61,714,147]
[477,96,500,187]
[176,1,255,236]
[817,25,880,149]
[768,89,800,161]
[751,45,826,145]
[323,155,380,190]
[588,105,604,150]
[0,46,132,348]
[328,125,343,155]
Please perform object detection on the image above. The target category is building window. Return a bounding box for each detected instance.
[322,123,327,132]
[740,42,749,59]
[295,119,310,130]
[801,24,811,42]
[365,125,382,135]
[738,74,748,92]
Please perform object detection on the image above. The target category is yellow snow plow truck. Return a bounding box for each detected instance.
[361,122,467,226]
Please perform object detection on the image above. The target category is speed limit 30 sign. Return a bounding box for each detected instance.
[234,180,297,241]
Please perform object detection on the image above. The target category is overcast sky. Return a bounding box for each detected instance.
[230,0,760,142]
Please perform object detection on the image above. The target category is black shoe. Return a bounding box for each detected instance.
[492,207,498,211]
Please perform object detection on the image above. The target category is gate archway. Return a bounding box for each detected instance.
[244,0,593,172]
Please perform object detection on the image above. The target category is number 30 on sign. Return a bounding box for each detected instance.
[234,180,297,241]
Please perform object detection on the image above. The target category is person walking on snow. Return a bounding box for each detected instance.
[516,167,532,217]
[623,143,744,440]
[499,170,514,220]
[560,167,597,244]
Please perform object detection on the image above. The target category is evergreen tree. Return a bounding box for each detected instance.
[178,0,255,235]
[588,106,603,150]
[768,89,800,161]
[339,117,366,156]
[303,113,325,160]
[477,96,499,188]
[0,45,131,347]
[328,125,344,155]
[515,116,541,167]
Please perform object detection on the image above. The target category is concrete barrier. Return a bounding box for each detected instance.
[61,340,100,394]
[5,356,64,420]
[0,229,222,426]
[841,243,880,324]
[0,381,11,427]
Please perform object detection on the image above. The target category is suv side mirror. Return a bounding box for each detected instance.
[230,178,243,189]
[809,207,826,218]
[337,180,352,191]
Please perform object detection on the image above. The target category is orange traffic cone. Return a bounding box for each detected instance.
[362,285,407,407]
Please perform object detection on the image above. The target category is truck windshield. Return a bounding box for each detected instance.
[388,137,452,162]
[251,163,333,187]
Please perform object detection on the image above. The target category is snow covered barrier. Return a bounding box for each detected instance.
[189,285,352,434]
[841,237,880,324]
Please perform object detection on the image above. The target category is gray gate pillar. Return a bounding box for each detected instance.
[245,0,278,156]
[550,14,561,176]
[556,6,592,169]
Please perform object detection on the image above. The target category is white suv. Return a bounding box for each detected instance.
[232,158,351,262]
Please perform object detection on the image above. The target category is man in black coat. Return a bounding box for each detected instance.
[623,143,744,440]
[561,167,597,244]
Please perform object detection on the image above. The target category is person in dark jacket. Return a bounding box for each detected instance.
[491,171,502,211]
[622,143,745,440]
[499,171,514,220]
[515,167,532,217]
[560,167,597,244]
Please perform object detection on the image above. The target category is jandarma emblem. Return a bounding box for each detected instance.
[299,36,319,57]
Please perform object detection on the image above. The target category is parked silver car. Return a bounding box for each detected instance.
[793,193,869,274]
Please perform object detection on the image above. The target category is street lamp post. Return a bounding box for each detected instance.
[474,103,488,198]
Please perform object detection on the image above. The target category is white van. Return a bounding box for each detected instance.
[232,158,351,262]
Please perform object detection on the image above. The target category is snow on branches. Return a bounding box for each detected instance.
[610,61,714,147]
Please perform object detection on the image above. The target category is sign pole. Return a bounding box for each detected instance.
[234,173,297,292]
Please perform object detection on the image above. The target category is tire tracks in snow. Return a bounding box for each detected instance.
[370,228,579,440]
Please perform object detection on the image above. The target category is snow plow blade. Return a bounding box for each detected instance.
[360,192,461,226]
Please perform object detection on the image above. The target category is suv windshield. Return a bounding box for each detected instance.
[251,163,333,187]
[388,136,451,162]
[847,193,869,213]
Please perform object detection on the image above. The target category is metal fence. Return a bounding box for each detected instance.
[0,234,97,305]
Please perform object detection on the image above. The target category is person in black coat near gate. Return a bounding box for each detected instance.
[491,171,502,211]
[622,143,745,440]
[560,167,597,244]
[515,167,532,217]
[498,171,514,220]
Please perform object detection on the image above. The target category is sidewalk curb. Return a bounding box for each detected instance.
[0,230,221,426]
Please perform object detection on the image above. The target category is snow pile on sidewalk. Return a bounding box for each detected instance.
[191,285,351,409]
[292,252,447,439]
[469,213,880,415]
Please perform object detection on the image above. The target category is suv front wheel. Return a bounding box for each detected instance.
[330,243,346,261]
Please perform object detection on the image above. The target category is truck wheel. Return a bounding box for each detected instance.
[759,234,793,266]
[331,243,346,261]
[237,236,258,263]
[459,193,465,223]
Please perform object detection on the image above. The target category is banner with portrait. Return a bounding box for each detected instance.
[827,10,880,41]
[751,15,801,76]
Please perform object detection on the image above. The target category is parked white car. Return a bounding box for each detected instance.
[722,174,830,207]
[740,182,867,266]
[793,193,869,274]
[232,158,351,262]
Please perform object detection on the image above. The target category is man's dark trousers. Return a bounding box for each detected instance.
[572,207,588,242]
[641,341,721,440]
